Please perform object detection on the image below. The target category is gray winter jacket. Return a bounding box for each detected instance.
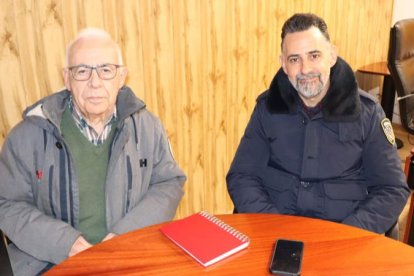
[0,86,186,275]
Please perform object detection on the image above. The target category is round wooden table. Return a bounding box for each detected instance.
[46,214,414,275]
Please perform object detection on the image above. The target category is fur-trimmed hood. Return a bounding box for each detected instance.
[266,57,361,122]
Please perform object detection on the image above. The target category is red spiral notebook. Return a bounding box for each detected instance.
[160,211,250,267]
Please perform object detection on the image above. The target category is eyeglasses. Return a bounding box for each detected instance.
[68,64,123,81]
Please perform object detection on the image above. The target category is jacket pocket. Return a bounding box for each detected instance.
[323,181,367,221]
[261,166,298,213]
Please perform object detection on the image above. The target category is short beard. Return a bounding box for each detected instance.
[295,73,324,100]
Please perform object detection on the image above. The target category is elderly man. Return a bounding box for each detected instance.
[0,28,186,275]
[227,13,409,235]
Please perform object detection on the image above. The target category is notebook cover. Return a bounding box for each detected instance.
[160,211,250,267]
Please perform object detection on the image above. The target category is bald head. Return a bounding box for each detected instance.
[65,28,123,67]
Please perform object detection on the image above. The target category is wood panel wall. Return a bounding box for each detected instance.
[0,0,394,219]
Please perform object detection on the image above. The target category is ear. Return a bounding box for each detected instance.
[280,54,288,74]
[63,68,71,91]
[118,67,128,89]
[329,45,338,67]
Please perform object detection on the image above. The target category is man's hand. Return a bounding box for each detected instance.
[102,232,117,242]
[69,236,92,257]
[68,233,117,258]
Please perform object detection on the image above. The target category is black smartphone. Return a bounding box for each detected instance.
[269,239,304,276]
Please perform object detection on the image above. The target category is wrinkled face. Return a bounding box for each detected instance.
[63,37,127,122]
[280,27,337,106]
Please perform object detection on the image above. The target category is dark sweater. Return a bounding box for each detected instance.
[61,107,116,244]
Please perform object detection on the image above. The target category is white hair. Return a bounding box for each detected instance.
[65,28,124,66]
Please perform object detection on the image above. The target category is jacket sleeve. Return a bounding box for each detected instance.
[226,102,280,213]
[341,104,410,233]
[0,127,81,265]
[111,119,186,234]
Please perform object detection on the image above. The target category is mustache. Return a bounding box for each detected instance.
[296,73,321,80]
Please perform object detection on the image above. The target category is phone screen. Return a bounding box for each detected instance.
[269,239,304,275]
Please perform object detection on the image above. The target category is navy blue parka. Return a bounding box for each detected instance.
[226,58,410,234]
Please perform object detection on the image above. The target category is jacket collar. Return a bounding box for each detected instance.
[266,57,361,122]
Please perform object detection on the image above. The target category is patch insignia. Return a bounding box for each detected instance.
[381,118,395,145]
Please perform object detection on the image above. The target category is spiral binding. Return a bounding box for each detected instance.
[199,211,250,243]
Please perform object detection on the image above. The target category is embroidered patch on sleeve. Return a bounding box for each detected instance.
[381,118,395,145]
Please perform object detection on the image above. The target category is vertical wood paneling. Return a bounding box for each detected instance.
[14,1,42,104]
[0,0,27,138]
[33,1,66,92]
[171,0,205,215]
[0,0,394,219]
